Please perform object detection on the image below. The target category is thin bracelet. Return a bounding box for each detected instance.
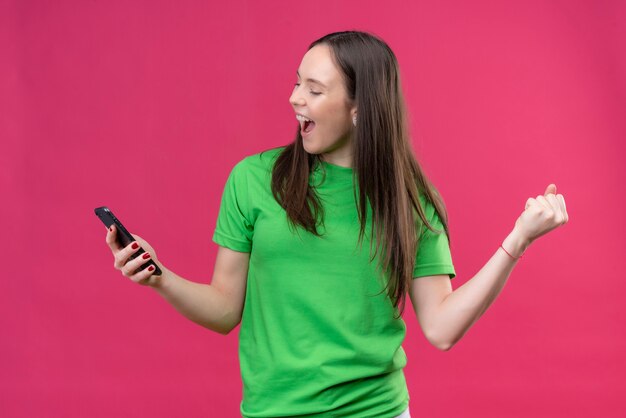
[500,244,523,260]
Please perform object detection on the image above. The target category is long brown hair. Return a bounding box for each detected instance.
[270,31,451,318]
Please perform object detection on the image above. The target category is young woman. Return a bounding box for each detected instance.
[105,31,568,418]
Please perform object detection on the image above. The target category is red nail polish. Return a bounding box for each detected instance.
[109,226,113,232]
[132,242,139,249]
[142,253,150,259]
[148,266,154,271]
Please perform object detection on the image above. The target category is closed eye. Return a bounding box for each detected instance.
[294,83,321,96]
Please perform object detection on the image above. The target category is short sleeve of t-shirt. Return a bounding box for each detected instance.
[212,160,254,253]
[413,196,456,279]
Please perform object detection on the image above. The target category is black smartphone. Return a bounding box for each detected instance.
[94,206,162,276]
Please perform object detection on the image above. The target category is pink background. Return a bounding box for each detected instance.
[2,0,625,417]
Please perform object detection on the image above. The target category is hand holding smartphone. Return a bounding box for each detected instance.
[95,206,163,276]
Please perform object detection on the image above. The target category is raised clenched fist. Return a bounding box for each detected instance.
[514,184,569,245]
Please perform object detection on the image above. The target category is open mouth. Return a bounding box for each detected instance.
[296,114,316,135]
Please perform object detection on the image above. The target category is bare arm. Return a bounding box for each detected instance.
[410,184,568,351]
[152,246,249,335]
[409,228,527,351]
[106,225,249,335]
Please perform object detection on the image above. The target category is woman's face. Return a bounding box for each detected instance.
[289,44,356,167]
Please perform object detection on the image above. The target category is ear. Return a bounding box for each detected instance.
[350,105,357,119]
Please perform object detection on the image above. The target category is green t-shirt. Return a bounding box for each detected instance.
[212,147,456,417]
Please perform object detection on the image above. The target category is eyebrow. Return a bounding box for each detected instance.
[296,71,327,88]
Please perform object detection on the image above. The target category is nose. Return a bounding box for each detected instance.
[289,85,305,108]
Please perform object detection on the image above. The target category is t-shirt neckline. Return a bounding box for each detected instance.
[321,160,353,173]
[311,159,353,187]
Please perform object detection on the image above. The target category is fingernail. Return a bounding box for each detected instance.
[142,253,151,259]
[132,242,139,249]
[109,226,113,232]
[148,266,155,271]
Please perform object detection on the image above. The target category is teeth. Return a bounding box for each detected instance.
[296,114,313,123]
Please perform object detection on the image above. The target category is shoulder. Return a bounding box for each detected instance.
[226,146,287,190]
[416,188,448,235]
[418,190,437,218]
[235,146,286,174]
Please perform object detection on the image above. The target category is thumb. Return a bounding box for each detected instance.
[544,183,557,196]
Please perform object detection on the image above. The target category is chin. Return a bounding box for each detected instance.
[302,142,323,155]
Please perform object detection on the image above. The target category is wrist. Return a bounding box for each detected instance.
[149,264,173,291]
[502,227,531,259]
